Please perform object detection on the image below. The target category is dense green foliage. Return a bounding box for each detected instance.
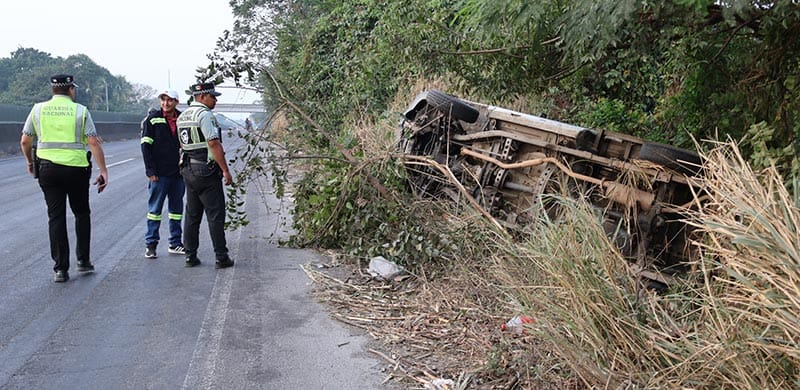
[0,48,156,113]
[209,1,800,386]
[215,0,800,256]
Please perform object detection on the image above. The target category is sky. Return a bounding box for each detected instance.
[1,0,259,105]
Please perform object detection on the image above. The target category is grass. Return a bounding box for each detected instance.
[489,139,800,388]
[276,84,799,388]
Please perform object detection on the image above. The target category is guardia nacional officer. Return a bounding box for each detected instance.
[20,74,109,283]
[177,82,235,269]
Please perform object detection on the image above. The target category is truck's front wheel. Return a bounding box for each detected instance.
[424,90,480,123]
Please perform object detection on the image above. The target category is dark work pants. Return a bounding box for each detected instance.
[37,161,91,272]
[181,162,228,260]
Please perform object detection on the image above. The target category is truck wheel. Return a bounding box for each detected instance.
[424,90,480,123]
[639,143,702,176]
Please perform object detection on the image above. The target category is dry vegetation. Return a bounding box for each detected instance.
[300,139,799,389]
[275,86,799,389]
[301,211,582,389]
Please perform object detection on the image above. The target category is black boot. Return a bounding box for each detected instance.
[184,256,201,267]
[76,260,94,272]
[215,257,234,269]
[54,270,69,283]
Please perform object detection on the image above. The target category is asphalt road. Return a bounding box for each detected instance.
[0,137,389,389]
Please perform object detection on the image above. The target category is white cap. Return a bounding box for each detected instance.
[158,89,180,100]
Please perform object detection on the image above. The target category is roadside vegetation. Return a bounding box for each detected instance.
[212,1,800,387]
[0,48,156,113]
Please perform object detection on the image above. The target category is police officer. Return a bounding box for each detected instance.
[141,89,185,258]
[20,74,109,283]
[177,82,234,269]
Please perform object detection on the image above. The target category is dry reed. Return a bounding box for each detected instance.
[298,84,798,388]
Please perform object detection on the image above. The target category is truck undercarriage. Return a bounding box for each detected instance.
[397,90,704,280]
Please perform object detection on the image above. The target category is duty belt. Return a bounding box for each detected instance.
[189,158,210,164]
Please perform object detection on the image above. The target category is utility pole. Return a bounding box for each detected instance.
[101,78,109,111]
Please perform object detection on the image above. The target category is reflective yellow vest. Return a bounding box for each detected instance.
[177,103,214,162]
[32,95,88,167]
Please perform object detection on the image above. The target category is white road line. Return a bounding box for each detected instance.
[107,158,134,168]
[181,227,241,389]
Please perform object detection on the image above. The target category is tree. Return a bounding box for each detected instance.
[0,48,148,113]
[203,0,800,251]
[131,83,158,111]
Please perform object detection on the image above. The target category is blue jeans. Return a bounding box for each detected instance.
[145,174,185,247]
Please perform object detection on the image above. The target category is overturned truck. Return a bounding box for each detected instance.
[397,90,703,275]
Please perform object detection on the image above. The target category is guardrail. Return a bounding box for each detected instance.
[0,104,144,157]
[176,103,265,113]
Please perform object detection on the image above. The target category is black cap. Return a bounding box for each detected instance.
[187,82,222,96]
[50,74,78,88]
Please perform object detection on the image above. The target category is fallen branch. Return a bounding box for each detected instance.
[398,154,507,233]
[264,70,391,199]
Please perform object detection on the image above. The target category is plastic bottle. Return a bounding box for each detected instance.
[500,315,534,334]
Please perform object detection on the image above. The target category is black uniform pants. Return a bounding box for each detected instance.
[37,161,91,272]
[181,161,229,260]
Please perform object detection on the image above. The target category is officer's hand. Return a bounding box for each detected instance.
[222,170,233,186]
[94,173,108,193]
[149,175,158,182]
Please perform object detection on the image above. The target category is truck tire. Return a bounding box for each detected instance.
[424,90,480,123]
[639,143,702,176]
